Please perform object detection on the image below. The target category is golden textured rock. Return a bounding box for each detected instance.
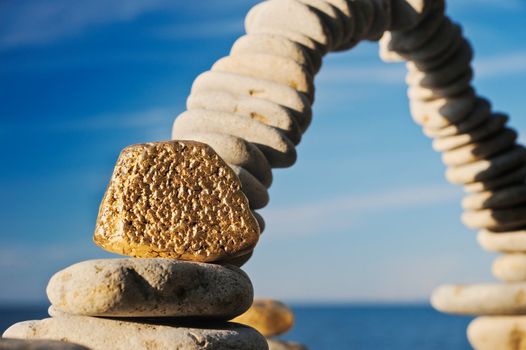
[94,140,259,262]
[231,299,294,337]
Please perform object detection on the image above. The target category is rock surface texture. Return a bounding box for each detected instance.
[3,315,267,350]
[93,141,259,262]
[46,259,253,318]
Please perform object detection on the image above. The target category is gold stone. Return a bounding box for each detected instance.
[93,140,259,262]
[231,299,294,337]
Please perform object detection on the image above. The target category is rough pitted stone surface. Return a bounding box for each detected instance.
[93,141,259,262]
[2,315,267,350]
[267,339,308,350]
[0,339,88,350]
[231,299,294,337]
[171,130,273,188]
[432,283,526,315]
[468,316,526,350]
[46,258,253,318]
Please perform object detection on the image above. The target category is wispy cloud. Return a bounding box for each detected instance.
[262,185,460,238]
[0,0,170,48]
[475,51,526,79]
[4,107,178,140]
[155,19,244,40]
[0,0,254,49]
[52,107,175,132]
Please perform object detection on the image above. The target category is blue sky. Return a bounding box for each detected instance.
[1,0,526,304]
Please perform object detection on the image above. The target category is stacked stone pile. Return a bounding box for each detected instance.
[379,2,526,349]
[233,299,307,350]
[3,141,267,349]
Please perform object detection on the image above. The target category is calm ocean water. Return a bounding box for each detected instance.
[0,304,473,350]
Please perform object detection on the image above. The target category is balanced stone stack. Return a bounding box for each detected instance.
[3,141,267,349]
[379,2,526,350]
[233,299,307,350]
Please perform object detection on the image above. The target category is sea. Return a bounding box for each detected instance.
[0,304,473,350]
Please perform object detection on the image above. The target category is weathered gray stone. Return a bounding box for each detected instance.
[212,54,314,102]
[0,339,88,350]
[297,0,344,49]
[432,283,526,315]
[230,34,319,74]
[245,0,332,51]
[191,71,312,126]
[3,315,267,350]
[46,259,253,318]
[172,109,297,168]
[241,26,324,67]
[186,90,303,144]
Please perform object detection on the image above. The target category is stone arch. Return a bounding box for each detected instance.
[171,1,526,348]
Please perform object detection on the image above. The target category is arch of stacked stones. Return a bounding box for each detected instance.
[3,0,526,349]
